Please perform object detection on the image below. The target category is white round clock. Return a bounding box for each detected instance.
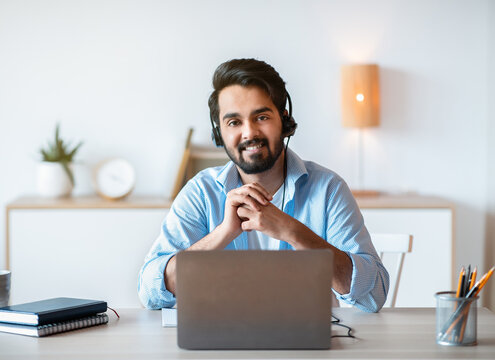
[93,158,136,200]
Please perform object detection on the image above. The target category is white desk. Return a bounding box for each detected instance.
[1,308,494,359]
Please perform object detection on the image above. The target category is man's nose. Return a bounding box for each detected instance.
[241,120,260,140]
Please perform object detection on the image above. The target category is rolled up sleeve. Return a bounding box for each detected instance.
[334,251,389,312]
[327,181,390,312]
[138,232,178,309]
[138,180,208,309]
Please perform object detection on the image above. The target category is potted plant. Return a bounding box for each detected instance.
[37,124,83,197]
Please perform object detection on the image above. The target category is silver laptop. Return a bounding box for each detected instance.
[176,250,333,350]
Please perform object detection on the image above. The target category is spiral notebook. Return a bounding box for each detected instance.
[0,313,109,337]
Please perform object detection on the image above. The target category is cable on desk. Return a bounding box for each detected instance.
[108,306,120,319]
[331,314,355,338]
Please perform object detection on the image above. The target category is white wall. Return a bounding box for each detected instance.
[485,0,495,310]
[0,0,492,300]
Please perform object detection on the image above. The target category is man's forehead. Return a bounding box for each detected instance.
[218,85,276,114]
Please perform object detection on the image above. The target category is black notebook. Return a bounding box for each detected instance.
[0,297,107,326]
[0,313,109,337]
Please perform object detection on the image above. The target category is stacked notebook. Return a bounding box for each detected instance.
[0,297,108,337]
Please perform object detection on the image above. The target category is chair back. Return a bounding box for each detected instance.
[371,233,413,308]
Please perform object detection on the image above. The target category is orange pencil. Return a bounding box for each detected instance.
[458,267,495,342]
[466,266,494,298]
[473,266,494,297]
[469,267,477,291]
[456,267,465,298]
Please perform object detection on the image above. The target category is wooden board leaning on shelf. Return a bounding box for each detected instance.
[171,128,229,199]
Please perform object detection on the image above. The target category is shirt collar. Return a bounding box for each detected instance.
[284,147,308,197]
[216,160,241,193]
[215,147,308,195]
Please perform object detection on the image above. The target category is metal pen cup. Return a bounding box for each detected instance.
[0,270,11,307]
[435,291,478,346]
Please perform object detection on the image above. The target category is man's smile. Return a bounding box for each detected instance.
[244,143,264,153]
[238,139,267,155]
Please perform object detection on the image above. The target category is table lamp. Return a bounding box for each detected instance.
[341,64,380,197]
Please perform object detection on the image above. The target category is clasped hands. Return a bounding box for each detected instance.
[222,183,292,241]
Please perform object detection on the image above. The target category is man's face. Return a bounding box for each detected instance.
[217,85,285,174]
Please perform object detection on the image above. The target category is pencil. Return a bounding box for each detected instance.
[459,267,493,342]
[465,265,471,296]
[473,266,494,297]
[456,267,465,298]
[469,267,477,291]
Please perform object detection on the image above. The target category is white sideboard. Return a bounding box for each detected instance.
[357,195,454,307]
[5,194,453,308]
[6,196,170,308]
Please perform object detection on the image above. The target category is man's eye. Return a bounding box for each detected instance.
[228,120,240,126]
[257,115,268,121]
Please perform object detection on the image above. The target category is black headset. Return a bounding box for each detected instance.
[210,92,298,147]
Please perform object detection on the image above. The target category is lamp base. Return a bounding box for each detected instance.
[351,189,381,197]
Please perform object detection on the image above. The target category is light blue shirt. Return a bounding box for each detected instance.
[138,149,389,312]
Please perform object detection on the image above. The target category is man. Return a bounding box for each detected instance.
[138,59,389,312]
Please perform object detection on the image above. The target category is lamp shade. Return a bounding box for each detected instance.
[341,64,380,128]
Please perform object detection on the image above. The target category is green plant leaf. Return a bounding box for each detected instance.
[55,123,60,143]
[67,142,83,162]
[40,149,49,161]
[61,161,74,186]
[39,123,83,180]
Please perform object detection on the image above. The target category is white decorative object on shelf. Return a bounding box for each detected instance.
[93,158,136,200]
[36,162,73,198]
[37,123,83,198]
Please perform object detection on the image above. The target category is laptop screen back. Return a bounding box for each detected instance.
[176,250,333,350]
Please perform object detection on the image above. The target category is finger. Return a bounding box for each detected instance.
[236,186,270,205]
[246,182,272,201]
[231,193,262,211]
[237,205,254,219]
[229,193,262,211]
[228,185,271,205]
[241,219,257,232]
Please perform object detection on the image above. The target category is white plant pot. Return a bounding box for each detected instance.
[36,162,73,198]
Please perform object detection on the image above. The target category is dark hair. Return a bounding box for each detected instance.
[208,59,288,125]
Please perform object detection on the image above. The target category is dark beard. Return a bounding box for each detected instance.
[224,137,284,174]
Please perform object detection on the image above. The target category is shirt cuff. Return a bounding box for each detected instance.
[138,253,177,309]
[333,251,375,304]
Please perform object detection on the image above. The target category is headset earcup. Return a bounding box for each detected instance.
[282,115,297,137]
[211,126,223,147]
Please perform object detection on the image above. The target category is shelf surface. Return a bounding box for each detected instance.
[6,195,171,210]
[6,193,454,210]
[355,193,454,209]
